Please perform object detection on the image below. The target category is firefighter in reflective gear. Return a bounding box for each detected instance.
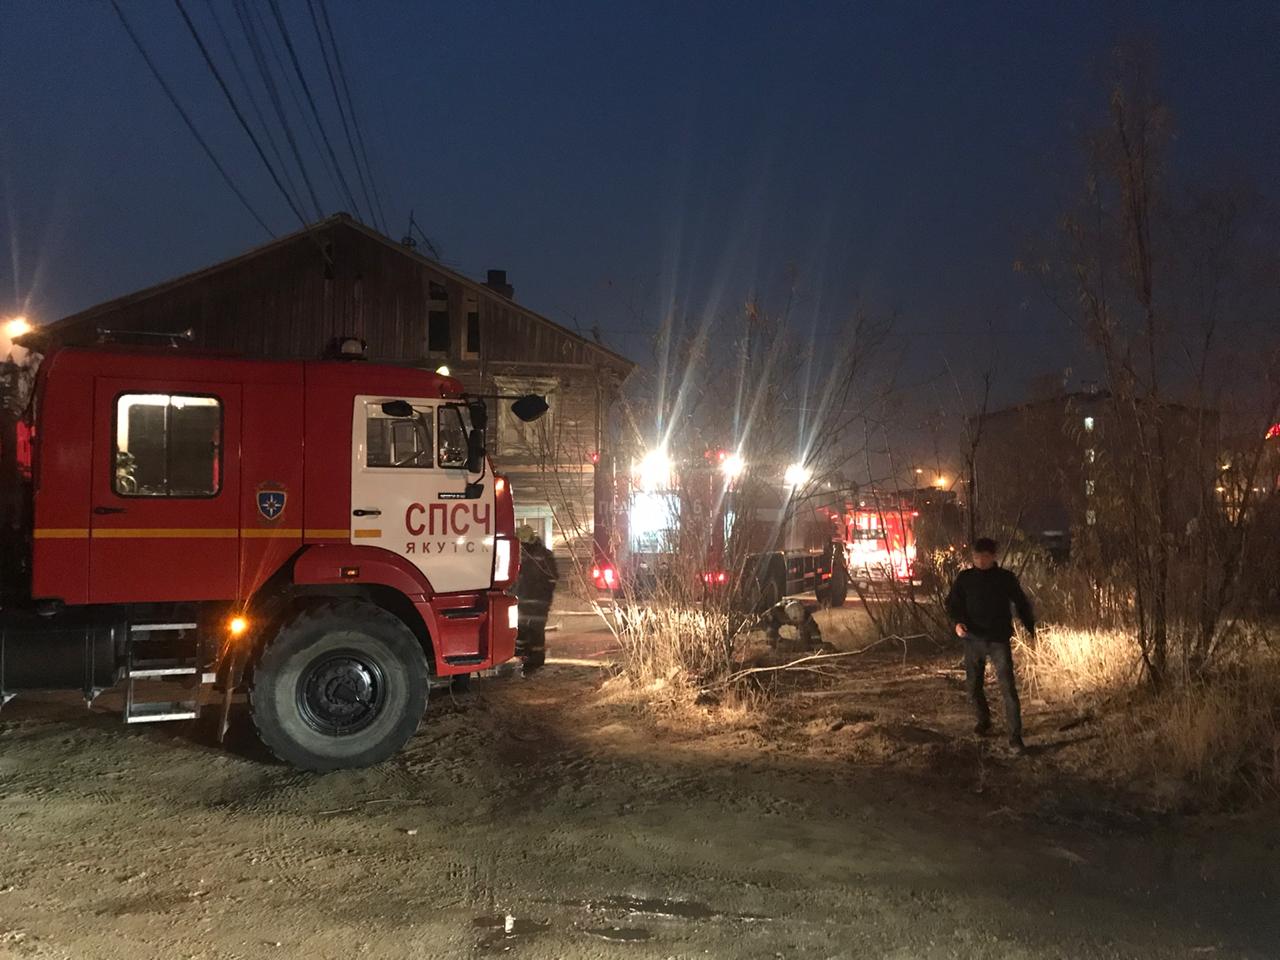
[514,524,558,670]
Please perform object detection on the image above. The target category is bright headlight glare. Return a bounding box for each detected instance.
[785,463,811,487]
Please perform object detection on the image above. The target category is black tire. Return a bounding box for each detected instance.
[249,600,428,771]
[523,648,546,671]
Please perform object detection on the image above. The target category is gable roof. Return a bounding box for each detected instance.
[44,213,634,374]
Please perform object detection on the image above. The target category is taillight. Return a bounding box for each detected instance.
[592,565,617,590]
[701,570,729,586]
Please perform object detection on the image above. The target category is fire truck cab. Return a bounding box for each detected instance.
[0,344,534,770]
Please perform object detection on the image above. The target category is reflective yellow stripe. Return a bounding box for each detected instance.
[34,528,89,540]
[352,529,382,539]
[92,528,239,539]
[36,527,349,540]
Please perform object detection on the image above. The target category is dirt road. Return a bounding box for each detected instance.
[1,617,1276,959]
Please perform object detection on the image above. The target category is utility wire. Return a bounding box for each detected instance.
[202,0,309,225]
[264,0,364,221]
[227,0,325,221]
[311,0,387,233]
[172,0,314,228]
[108,0,274,237]
[231,0,324,216]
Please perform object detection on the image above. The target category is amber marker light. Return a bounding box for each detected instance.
[228,616,249,637]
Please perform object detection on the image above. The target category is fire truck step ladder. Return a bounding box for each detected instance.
[124,622,205,724]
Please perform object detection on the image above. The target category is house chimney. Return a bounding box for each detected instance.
[485,269,514,299]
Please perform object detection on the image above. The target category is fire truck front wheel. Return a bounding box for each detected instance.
[250,601,428,771]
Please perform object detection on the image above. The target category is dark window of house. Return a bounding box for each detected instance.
[428,281,448,300]
[114,393,222,497]
[428,310,450,353]
[466,310,481,355]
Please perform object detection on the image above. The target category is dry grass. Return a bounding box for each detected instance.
[600,601,746,688]
[1020,625,1280,807]
[1018,625,1141,701]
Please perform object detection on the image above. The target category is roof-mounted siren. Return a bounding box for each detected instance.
[326,335,368,361]
[96,326,195,348]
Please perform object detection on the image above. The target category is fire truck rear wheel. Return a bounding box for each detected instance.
[250,601,428,771]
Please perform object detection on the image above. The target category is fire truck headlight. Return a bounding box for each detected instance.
[785,463,811,487]
[636,447,671,491]
[507,603,519,631]
[720,452,745,479]
[494,537,513,582]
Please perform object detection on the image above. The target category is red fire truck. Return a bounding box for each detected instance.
[843,488,964,587]
[591,448,849,609]
[0,341,540,770]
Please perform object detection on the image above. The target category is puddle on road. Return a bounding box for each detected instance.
[582,895,770,923]
[583,925,654,942]
[472,914,551,952]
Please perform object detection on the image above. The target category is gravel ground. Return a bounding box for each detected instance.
[0,616,1276,959]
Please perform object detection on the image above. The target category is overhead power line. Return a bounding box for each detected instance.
[231,0,326,220]
[310,0,388,234]
[172,0,314,229]
[264,0,364,222]
[108,0,274,237]
[202,0,310,226]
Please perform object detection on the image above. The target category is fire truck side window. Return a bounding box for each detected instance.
[366,404,433,469]
[114,393,222,497]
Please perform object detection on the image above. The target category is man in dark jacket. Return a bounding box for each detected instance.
[945,537,1035,754]
[514,525,558,671]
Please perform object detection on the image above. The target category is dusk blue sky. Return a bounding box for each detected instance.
[3,1,1277,403]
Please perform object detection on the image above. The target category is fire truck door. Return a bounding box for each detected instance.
[89,379,242,603]
[352,397,493,594]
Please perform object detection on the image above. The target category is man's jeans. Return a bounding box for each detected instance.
[963,636,1022,738]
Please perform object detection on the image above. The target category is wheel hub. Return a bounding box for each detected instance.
[298,652,386,736]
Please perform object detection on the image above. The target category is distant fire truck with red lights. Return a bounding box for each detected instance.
[590,448,962,602]
[843,488,963,587]
[591,447,852,608]
[0,339,546,770]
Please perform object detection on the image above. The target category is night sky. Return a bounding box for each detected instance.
[3,1,1278,405]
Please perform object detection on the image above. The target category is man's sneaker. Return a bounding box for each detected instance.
[973,720,992,736]
[1008,735,1028,756]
